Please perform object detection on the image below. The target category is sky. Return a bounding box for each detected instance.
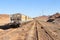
[0,0,60,17]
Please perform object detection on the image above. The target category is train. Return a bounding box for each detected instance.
[10,13,33,23]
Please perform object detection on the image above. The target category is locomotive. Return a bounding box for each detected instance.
[10,13,21,28]
[10,13,21,24]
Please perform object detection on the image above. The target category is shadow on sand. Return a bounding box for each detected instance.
[47,19,54,22]
[0,23,20,30]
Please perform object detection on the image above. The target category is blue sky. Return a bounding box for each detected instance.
[0,0,60,17]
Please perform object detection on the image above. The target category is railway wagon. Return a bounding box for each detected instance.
[21,14,33,22]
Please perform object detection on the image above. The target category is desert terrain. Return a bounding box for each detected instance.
[0,13,60,40]
[0,14,10,25]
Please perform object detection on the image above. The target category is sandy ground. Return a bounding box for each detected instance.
[0,14,60,40]
[0,14,10,25]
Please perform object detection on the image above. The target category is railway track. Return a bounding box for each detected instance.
[0,20,35,40]
[0,20,60,40]
[24,21,37,40]
[36,21,53,40]
[36,20,60,40]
